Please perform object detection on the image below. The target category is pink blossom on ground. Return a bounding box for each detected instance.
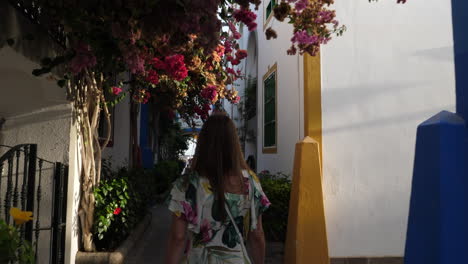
[111,86,123,95]
[69,42,97,75]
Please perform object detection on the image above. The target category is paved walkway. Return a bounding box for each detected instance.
[125,204,284,264]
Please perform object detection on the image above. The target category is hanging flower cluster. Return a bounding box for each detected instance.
[33,0,405,124]
[263,0,345,56]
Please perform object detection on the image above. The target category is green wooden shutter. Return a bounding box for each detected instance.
[266,0,276,20]
[264,71,276,148]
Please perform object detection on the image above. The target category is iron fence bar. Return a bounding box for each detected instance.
[24,144,37,242]
[51,162,61,264]
[5,155,14,224]
[59,165,68,264]
[34,159,43,259]
[0,144,55,165]
[13,150,20,207]
[21,145,29,211]
[20,146,29,241]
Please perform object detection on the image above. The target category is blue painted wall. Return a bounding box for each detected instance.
[405,111,468,264]
[139,103,153,168]
[452,0,468,120]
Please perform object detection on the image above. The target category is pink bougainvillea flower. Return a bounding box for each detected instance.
[224,41,233,54]
[164,54,188,81]
[111,86,123,95]
[142,91,151,104]
[231,59,241,66]
[146,69,160,85]
[294,0,309,12]
[151,57,166,70]
[113,207,122,215]
[235,49,248,60]
[232,96,241,104]
[226,68,236,75]
[215,45,225,57]
[201,85,218,103]
[123,48,145,75]
[291,30,319,45]
[181,201,198,225]
[233,8,257,31]
[69,42,97,75]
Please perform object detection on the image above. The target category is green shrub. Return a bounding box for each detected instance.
[258,171,291,242]
[93,176,143,251]
[93,160,182,250]
[0,219,35,264]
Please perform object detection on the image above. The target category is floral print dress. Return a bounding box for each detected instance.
[167,169,271,264]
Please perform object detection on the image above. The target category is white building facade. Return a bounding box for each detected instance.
[230,0,456,259]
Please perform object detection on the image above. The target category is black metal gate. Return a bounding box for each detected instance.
[0,144,68,264]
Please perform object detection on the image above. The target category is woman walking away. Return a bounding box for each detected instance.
[165,111,271,264]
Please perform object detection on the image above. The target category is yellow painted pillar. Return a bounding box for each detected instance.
[284,54,329,263]
[284,137,329,264]
[303,54,322,162]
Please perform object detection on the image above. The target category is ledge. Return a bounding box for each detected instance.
[75,212,152,264]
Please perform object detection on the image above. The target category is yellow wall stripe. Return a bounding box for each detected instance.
[303,53,322,162]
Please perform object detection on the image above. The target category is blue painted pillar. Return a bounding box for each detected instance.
[405,111,468,264]
[452,0,468,120]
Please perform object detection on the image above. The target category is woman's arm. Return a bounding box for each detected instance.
[165,214,188,264]
[248,215,266,264]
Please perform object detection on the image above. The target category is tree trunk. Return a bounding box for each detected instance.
[68,70,110,252]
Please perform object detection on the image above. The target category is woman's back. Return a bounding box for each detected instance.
[167,169,270,263]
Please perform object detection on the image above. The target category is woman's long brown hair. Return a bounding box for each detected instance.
[191,111,248,220]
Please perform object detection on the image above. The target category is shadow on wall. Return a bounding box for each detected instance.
[409,46,454,62]
[322,105,455,135]
[0,0,63,66]
[322,80,428,113]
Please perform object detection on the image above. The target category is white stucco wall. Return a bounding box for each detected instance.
[253,2,304,175]
[321,0,456,257]
[102,93,131,170]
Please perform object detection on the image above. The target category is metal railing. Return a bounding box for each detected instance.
[0,144,68,264]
